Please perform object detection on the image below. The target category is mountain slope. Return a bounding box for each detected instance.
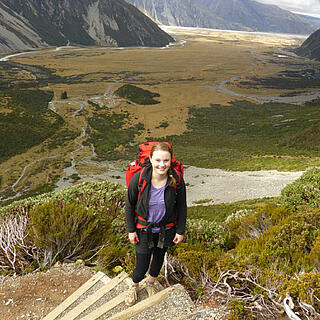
[0,0,173,52]
[296,28,320,61]
[0,2,46,51]
[126,0,316,34]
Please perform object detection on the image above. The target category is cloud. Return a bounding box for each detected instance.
[255,0,320,16]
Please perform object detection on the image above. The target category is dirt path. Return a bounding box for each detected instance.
[207,76,320,105]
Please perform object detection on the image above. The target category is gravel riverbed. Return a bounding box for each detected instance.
[184,166,303,206]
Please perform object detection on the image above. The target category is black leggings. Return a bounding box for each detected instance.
[132,246,168,283]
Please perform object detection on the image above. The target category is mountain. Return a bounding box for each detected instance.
[0,0,173,52]
[296,28,320,61]
[126,0,316,35]
[297,14,320,29]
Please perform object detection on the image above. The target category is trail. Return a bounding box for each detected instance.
[204,76,320,105]
[52,82,126,192]
[0,154,61,201]
[53,99,89,190]
[54,127,86,190]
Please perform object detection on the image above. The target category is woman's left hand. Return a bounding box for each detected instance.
[173,233,184,244]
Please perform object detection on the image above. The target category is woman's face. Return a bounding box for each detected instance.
[150,150,171,176]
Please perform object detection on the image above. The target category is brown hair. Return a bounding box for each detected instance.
[150,142,176,188]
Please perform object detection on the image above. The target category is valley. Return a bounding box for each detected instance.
[1,27,320,204]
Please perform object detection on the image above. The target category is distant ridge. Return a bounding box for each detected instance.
[126,0,317,35]
[0,0,174,52]
[296,28,320,61]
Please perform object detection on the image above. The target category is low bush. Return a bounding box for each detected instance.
[0,181,128,272]
[225,204,290,249]
[114,84,160,105]
[0,180,126,218]
[97,235,129,270]
[186,218,225,249]
[281,167,320,211]
[169,200,320,318]
[29,202,105,268]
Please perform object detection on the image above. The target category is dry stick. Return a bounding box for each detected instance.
[0,215,34,271]
[299,299,320,318]
[207,269,283,318]
[167,257,317,319]
[283,292,302,320]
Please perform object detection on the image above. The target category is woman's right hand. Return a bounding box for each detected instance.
[128,232,139,244]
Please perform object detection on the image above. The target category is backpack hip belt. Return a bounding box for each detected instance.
[135,214,177,229]
[135,215,177,249]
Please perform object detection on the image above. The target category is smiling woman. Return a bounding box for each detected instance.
[125,142,187,306]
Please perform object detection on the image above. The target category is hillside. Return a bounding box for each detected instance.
[0,170,320,319]
[127,0,316,34]
[296,28,320,61]
[0,0,173,52]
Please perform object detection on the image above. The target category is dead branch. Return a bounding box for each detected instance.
[299,299,320,319]
[0,215,38,272]
[283,292,302,320]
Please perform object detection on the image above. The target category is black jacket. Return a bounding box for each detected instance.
[125,166,187,235]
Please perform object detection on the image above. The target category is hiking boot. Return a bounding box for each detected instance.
[146,281,157,297]
[125,283,138,306]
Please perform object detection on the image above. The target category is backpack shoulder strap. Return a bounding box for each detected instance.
[138,167,147,200]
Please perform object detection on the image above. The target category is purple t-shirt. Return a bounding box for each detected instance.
[148,184,166,233]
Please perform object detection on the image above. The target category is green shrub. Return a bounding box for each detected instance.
[227,300,254,320]
[98,235,129,271]
[225,204,290,250]
[0,181,128,272]
[186,218,225,249]
[0,180,126,218]
[281,168,320,211]
[172,242,224,280]
[309,234,320,268]
[279,272,320,312]
[114,84,160,105]
[230,209,320,273]
[29,201,108,267]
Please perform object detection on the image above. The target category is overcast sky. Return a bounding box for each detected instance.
[256,0,320,17]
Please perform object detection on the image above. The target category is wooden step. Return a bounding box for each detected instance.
[121,284,196,320]
[59,271,128,320]
[44,271,198,320]
[43,271,109,320]
[106,285,177,320]
[80,278,148,320]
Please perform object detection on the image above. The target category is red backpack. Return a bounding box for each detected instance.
[126,141,184,189]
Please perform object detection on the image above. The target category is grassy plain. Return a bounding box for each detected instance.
[1,27,320,200]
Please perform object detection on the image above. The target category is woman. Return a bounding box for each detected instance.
[125,142,187,306]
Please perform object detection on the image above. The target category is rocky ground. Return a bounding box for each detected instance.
[184,166,304,206]
[0,263,96,320]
